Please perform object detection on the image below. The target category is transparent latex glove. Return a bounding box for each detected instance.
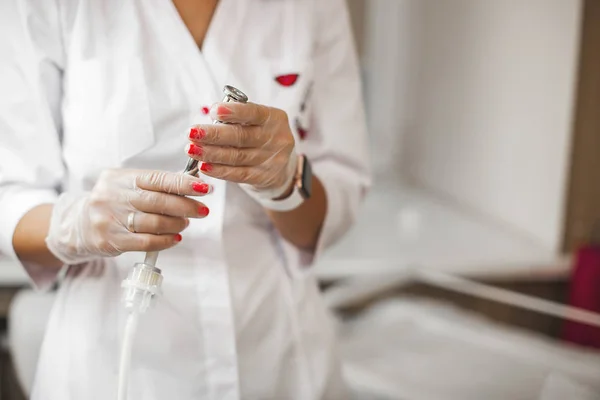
[186,102,297,202]
[46,169,212,265]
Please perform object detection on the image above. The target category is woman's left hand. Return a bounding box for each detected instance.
[186,102,297,199]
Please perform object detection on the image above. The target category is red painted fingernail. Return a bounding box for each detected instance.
[201,106,210,115]
[187,143,203,156]
[200,163,213,172]
[189,127,205,140]
[217,105,232,116]
[192,182,211,194]
[198,206,210,217]
[174,234,182,242]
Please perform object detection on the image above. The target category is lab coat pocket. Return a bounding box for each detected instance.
[111,59,156,164]
[256,58,314,137]
[67,58,156,166]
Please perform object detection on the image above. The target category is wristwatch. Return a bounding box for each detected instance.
[261,154,312,212]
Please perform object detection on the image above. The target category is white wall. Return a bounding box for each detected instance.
[361,0,418,176]
[406,0,582,251]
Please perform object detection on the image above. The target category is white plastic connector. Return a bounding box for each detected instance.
[118,262,163,400]
[121,262,163,313]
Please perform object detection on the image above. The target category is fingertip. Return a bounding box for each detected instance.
[189,126,205,140]
[191,182,212,195]
[209,104,219,120]
[200,163,213,173]
[210,103,232,121]
[186,143,203,157]
[217,105,232,116]
[198,206,210,217]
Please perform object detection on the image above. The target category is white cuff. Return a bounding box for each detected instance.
[240,149,299,210]
[311,161,369,264]
[256,184,305,212]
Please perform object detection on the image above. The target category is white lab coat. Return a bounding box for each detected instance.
[0,0,370,399]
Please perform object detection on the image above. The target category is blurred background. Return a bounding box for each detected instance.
[2,0,600,399]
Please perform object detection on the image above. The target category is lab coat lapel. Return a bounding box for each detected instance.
[202,0,250,91]
[150,0,221,103]
[151,0,249,103]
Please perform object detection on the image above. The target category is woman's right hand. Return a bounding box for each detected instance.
[45,169,212,265]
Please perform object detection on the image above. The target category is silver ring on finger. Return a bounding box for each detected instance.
[127,212,137,233]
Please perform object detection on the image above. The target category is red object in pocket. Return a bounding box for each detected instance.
[275,74,299,87]
[562,245,600,348]
[295,118,308,140]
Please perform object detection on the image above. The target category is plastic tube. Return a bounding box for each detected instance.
[117,263,163,400]
[117,310,140,400]
[144,251,159,268]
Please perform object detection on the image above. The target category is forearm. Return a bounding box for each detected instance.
[266,175,327,251]
[13,204,63,269]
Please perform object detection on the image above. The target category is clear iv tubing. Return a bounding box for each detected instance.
[117,85,249,400]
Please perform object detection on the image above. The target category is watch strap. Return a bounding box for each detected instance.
[258,183,305,212]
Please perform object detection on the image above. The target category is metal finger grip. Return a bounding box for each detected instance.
[183,85,249,176]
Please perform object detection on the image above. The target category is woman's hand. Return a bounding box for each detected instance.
[45,169,212,264]
[186,102,297,200]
